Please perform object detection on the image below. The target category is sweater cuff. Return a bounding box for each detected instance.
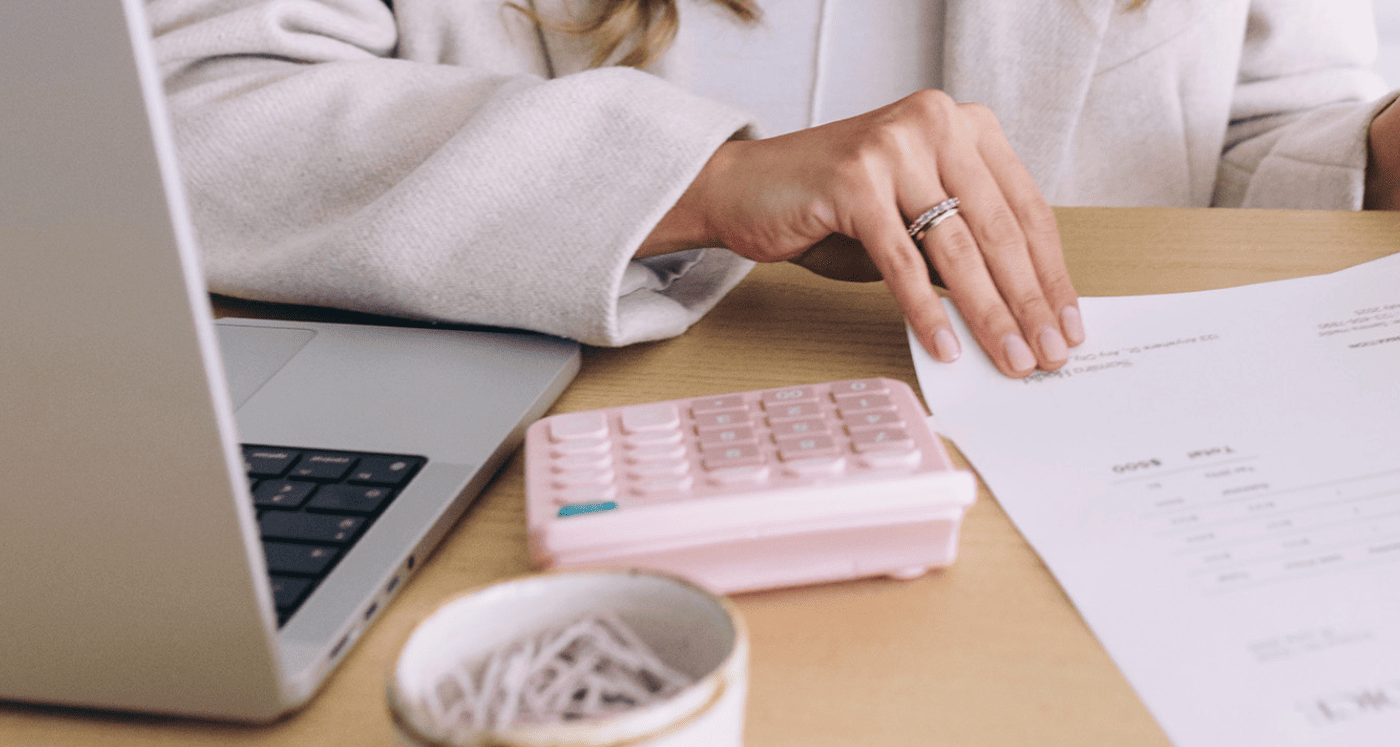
[1222,92,1400,209]
[603,250,754,346]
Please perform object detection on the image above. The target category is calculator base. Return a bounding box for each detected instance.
[536,509,966,595]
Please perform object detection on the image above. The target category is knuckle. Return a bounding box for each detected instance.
[897,89,957,126]
[976,205,1026,251]
[1041,272,1079,306]
[881,243,928,277]
[1020,201,1060,243]
[879,240,935,281]
[931,225,983,270]
[1007,288,1048,321]
[974,304,1012,339]
[956,101,1000,130]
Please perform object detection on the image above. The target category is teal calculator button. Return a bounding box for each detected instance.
[557,501,618,517]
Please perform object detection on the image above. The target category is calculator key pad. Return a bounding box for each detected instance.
[525,378,978,595]
[528,378,954,516]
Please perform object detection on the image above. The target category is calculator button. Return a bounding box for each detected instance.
[760,387,819,408]
[850,428,915,453]
[776,434,840,461]
[551,452,613,472]
[701,443,764,469]
[706,465,771,487]
[631,474,695,497]
[620,403,680,434]
[693,411,751,430]
[625,442,688,462]
[857,448,923,470]
[557,501,619,517]
[627,460,690,479]
[623,429,684,447]
[765,402,822,422]
[553,484,618,504]
[550,436,612,457]
[691,394,746,414]
[698,426,756,448]
[770,418,829,440]
[829,379,890,397]
[782,455,847,479]
[834,393,894,413]
[698,440,760,456]
[842,410,905,431]
[549,411,610,441]
[551,467,616,488]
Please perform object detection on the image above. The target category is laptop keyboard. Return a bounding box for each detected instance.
[242,445,426,626]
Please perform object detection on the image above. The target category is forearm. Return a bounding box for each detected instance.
[154,0,759,345]
[1365,99,1400,210]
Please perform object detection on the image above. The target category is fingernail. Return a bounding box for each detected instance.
[934,328,961,362]
[1039,326,1068,364]
[1060,305,1085,346]
[1003,333,1036,373]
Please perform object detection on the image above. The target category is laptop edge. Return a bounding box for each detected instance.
[0,0,578,720]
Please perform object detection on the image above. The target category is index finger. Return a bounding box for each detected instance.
[852,207,964,365]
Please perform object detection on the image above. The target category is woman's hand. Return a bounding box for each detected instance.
[640,90,1083,378]
[1366,99,1400,210]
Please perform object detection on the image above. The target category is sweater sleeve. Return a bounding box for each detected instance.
[1214,0,1394,209]
[148,0,756,346]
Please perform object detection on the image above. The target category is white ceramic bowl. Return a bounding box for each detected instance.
[389,569,748,747]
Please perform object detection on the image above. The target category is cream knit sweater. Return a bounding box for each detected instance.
[150,0,1394,346]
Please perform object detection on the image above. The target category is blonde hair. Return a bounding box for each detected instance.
[521,0,1149,71]
[515,0,760,69]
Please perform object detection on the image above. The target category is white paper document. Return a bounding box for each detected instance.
[910,252,1400,747]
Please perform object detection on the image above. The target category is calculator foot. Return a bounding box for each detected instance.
[887,566,929,581]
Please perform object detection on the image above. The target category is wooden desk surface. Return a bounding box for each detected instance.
[4,208,1397,745]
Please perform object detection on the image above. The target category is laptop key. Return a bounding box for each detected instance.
[268,575,314,610]
[305,484,394,515]
[243,447,302,479]
[288,453,358,482]
[347,456,424,486]
[260,512,365,545]
[264,542,339,576]
[252,480,317,509]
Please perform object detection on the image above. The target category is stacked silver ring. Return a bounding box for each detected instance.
[906,197,960,242]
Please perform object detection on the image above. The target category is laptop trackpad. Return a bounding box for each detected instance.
[215,323,317,410]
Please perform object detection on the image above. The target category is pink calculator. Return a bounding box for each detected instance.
[524,378,976,594]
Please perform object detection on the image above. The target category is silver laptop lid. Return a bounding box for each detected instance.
[2,0,581,722]
[0,0,287,719]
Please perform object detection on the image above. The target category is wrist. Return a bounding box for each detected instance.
[636,142,737,258]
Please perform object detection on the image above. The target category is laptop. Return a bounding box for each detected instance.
[0,0,580,721]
